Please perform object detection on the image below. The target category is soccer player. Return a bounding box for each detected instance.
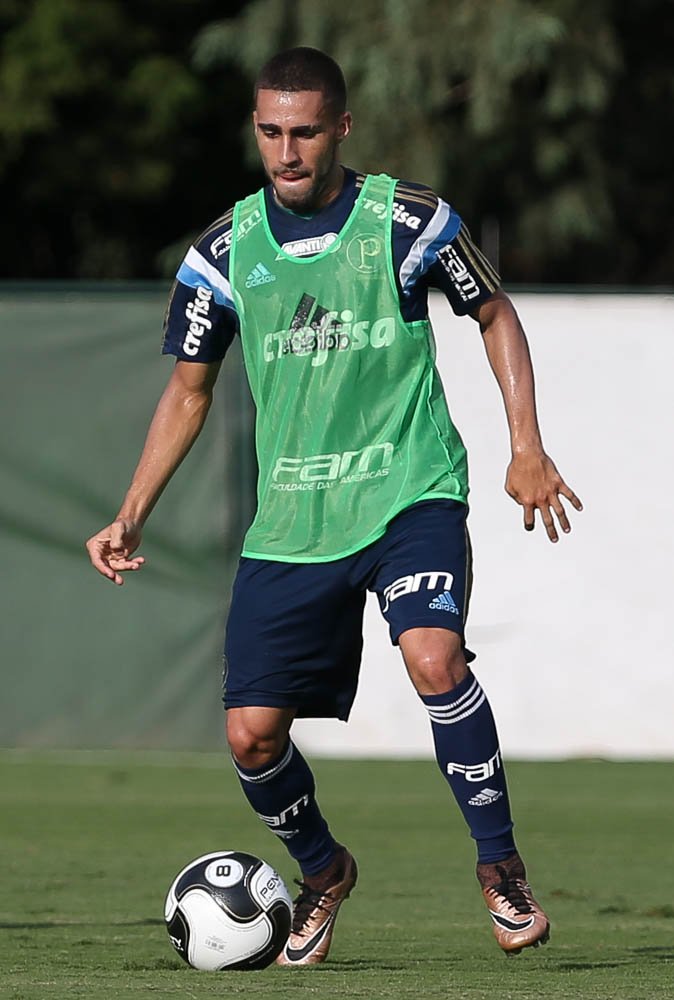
[86,47,582,964]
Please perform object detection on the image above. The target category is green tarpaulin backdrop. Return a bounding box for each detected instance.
[1,286,254,749]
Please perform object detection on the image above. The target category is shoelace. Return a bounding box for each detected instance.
[492,870,533,914]
[290,879,333,933]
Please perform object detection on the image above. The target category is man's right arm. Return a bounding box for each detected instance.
[85,359,221,584]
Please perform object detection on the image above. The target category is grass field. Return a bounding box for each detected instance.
[1,752,672,1000]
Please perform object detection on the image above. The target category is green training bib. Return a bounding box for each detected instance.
[229,173,468,562]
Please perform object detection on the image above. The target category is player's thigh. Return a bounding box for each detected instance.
[224,557,366,720]
[369,499,472,649]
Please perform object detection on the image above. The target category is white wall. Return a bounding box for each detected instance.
[294,293,674,759]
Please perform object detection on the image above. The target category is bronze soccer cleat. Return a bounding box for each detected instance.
[477,852,550,955]
[276,846,358,966]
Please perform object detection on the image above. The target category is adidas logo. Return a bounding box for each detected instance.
[245,262,276,288]
[468,787,503,807]
[428,590,459,614]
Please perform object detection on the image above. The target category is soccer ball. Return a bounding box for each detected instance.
[164,851,292,971]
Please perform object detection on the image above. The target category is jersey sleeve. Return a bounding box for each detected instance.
[426,219,500,315]
[161,222,239,362]
[394,183,500,317]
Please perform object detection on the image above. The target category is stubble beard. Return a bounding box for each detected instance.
[271,158,341,214]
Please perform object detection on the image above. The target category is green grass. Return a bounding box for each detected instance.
[1,753,672,999]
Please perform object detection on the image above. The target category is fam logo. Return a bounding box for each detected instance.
[446,749,502,783]
[258,794,310,839]
[270,442,394,492]
[437,244,481,302]
[347,233,383,273]
[209,208,263,260]
[182,286,213,356]
[264,292,396,367]
[382,570,454,613]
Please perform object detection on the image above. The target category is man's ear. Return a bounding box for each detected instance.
[337,112,352,144]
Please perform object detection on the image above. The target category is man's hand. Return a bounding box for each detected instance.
[505,451,583,543]
[85,519,145,585]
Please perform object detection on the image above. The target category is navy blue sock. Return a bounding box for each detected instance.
[421,671,517,863]
[232,741,337,876]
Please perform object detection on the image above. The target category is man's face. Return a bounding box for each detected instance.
[254,89,351,213]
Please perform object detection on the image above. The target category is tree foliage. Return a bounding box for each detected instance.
[1,0,672,282]
[193,0,632,281]
[0,0,256,278]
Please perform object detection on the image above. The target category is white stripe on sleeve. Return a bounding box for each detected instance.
[184,245,234,307]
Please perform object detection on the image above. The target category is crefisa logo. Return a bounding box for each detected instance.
[264,310,396,368]
[182,286,213,356]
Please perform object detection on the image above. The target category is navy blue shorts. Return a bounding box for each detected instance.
[223,499,473,720]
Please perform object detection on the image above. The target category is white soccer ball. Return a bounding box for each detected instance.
[164,851,292,970]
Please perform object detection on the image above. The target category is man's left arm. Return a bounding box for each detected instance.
[473,289,583,542]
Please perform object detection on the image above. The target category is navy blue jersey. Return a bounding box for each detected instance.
[162,168,500,362]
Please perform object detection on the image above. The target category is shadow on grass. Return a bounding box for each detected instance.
[121,958,185,972]
[553,961,630,971]
[549,947,674,972]
[0,918,164,930]
[324,958,460,972]
[629,946,674,958]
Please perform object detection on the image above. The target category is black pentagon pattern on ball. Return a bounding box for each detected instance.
[174,851,262,921]
[165,908,190,961]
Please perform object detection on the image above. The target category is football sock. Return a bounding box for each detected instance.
[232,740,337,876]
[420,671,517,863]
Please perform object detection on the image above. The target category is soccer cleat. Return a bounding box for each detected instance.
[477,852,550,955]
[276,846,358,966]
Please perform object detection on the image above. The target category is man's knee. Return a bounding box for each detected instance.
[226,706,295,770]
[399,627,468,695]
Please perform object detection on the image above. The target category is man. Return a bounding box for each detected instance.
[86,47,582,965]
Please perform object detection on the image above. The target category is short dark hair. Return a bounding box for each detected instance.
[254,47,347,114]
